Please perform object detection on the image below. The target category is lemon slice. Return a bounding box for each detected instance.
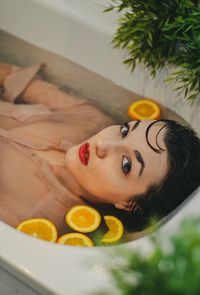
[57,232,94,247]
[16,218,58,242]
[100,215,124,244]
[65,205,101,233]
[128,99,161,120]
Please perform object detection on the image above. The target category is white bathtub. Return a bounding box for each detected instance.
[0,190,200,295]
[0,0,200,294]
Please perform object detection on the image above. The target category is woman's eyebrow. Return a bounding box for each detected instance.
[130,120,144,176]
[131,120,141,131]
[134,150,145,177]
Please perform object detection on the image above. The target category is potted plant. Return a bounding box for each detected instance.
[105,0,200,102]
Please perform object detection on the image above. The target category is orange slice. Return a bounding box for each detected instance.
[100,215,124,245]
[128,99,161,120]
[57,233,94,247]
[65,205,101,233]
[16,218,58,242]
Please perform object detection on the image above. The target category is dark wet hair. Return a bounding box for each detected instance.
[101,119,200,232]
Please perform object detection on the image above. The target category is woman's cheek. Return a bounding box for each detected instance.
[96,164,119,189]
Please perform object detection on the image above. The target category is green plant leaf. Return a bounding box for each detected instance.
[104,0,200,102]
[92,217,200,295]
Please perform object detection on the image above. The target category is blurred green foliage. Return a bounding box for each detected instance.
[93,217,200,294]
[105,0,200,102]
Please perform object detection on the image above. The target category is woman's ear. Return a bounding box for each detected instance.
[114,201,132,211]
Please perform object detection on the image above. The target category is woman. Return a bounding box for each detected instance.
[0,63,199,236]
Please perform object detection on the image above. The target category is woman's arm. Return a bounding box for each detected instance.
[0,63,95,112]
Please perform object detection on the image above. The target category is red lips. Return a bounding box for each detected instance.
[79,142,90,165]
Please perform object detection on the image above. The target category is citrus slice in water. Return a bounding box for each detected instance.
[128,99,161,120]
[65,205,101,233]
[100,215,124,244]
[16,218,58,242]
[57,232,94,247]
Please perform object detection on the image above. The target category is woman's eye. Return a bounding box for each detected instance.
[120,122,131,174]
[121,155,131,175]
[120,122,129,138]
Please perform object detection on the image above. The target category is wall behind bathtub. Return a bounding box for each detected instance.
[0,0,200,134]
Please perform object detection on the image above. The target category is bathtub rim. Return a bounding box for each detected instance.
[0,186,199,294]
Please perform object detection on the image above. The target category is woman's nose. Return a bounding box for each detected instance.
[95,139,123,159]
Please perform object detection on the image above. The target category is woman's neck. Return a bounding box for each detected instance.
[55,164,104,204]
[32,149,66,166]
[43,150,103,205]
[34,148,106,205]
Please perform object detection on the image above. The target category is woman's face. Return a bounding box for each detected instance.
[65,120,169,210]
